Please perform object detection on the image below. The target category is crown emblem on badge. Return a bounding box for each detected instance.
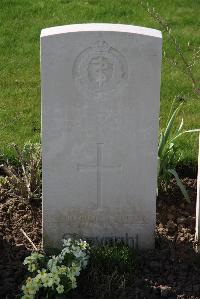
[93,40,110,53]
[73,40,128,94]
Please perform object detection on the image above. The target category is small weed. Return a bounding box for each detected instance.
[90,243,135,274]
[0,142,41,202]
[76,244,136,299]
[158,100,199,202]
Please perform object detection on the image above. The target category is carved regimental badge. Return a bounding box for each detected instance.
[72,40,128,94]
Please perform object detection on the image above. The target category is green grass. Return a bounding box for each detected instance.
[0,0,200,164]
[75,243,136,298]
[90,243,135,274]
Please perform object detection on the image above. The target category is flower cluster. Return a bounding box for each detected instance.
[21,238,90,299]
[23,252,45,273]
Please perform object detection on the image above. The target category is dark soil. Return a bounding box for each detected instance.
[0,178,200,298]
[0,197,42,298]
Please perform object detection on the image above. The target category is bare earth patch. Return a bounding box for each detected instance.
[0,178,200,298]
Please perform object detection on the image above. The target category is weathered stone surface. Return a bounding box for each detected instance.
[41,23,162,249]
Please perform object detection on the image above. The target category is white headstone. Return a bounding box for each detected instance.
[195,134,200,251]
[41,23,162,249]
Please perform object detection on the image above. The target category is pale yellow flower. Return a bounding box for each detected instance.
[37,269,47,282]
[22,281,37,296]
[56,284,64,294]
[58,265,67,274]
[42,274,54,287]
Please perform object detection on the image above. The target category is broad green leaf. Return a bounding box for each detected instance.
[158,103,183,157]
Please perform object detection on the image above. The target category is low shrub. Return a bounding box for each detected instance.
[0,142,41,202]
[21,238,90,299]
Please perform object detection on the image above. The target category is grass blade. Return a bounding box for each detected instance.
[171,129,200,142]
[168,169,190,203]
[177,118,184,133]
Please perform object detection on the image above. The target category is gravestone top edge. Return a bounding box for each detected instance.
[40,23,162,39]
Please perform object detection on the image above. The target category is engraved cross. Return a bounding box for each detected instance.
[77,143,121,208]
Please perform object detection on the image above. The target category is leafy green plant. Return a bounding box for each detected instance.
[21,238,90,299]
[0,142,41,202]
[158,101,199,202]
